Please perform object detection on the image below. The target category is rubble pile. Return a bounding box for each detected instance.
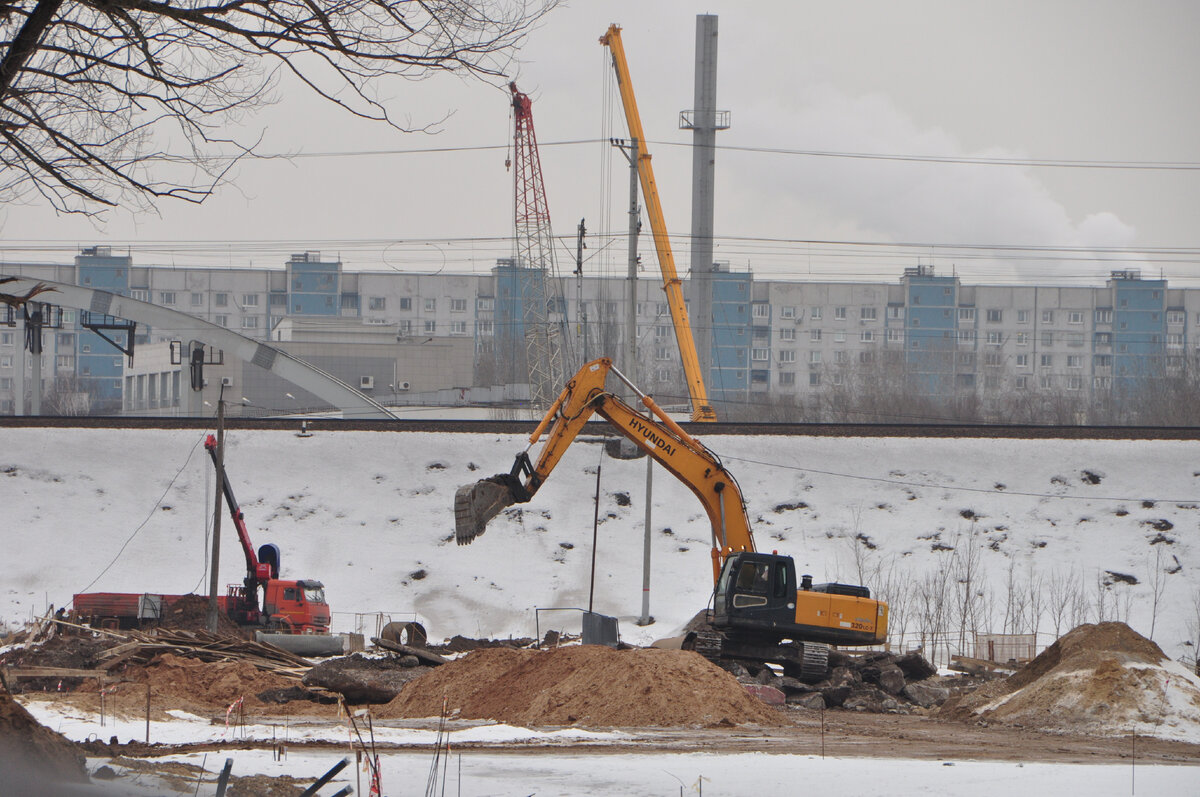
[728,649,947,713]
[939,622,1200,738]
[379,645,788,728]
[304,653,432,703]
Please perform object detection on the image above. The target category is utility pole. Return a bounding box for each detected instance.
[206,388,225,634]
[680,14,729,402]
[575,219,588,362]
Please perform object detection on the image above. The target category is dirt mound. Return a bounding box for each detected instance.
[378,645,787,728]
[939,622,1200,738]
[0,689,88,791]
[126,653,302,714]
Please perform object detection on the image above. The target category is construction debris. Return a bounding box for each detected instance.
[0,687,87,792]
[303,653,432,704]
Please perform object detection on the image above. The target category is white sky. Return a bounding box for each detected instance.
[2,1,1198,284]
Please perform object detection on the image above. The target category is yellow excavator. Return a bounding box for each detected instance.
[454,358,888,680]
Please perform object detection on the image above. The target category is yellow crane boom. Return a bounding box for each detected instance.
[601,24,717,423]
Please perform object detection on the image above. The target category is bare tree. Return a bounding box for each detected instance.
[1145,546,1169,641]
[1,0,556,213]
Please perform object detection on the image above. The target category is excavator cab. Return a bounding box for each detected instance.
[712,552,798,634]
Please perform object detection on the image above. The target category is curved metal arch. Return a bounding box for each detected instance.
[1,275,396,419]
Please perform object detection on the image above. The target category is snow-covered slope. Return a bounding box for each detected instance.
[2,427,1198,664]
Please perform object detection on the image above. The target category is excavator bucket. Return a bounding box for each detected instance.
[454,475,520,545]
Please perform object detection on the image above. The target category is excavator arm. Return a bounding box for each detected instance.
[454,358,752,582]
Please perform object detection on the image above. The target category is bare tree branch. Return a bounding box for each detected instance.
[1,0,557,214]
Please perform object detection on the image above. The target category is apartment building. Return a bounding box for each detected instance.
[0,248,1190,417]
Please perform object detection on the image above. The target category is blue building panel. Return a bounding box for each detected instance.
[286,257,340,316]
[709,270,751,398]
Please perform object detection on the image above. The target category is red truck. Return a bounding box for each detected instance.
[73,435,331,638]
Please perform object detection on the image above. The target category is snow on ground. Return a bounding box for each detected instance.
[83,748,1200,797]
[3,426,1198,664]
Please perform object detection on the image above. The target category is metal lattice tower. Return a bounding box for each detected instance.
[510,82,568,410]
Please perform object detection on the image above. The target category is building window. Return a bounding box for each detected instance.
[834,330,846,343]
[1166,310,1185,324]
[1017,310,1029,324]
[56,333,74,347]
[1041,331,1054,347]
[860,330,876,343]
[984,352,1002,367]
[1016,354,1029,368]
[241,316,258,330]
[154,291,174,305]
[1041,310,1054,324]
[655,325,670,341]
[0,355,12,368]
[1067,355,1083,368]
[213,315,228,327]
[887,306,903,320]
[986,309,1003,323]
[779,371,795,386]
[1068,311,1084,324]
[0,332,12,347]
[861,307,877,321]
[811,307,822,320]
[1094,376,1111,390]
[477,297,493,312]
[751,348,769,362]
[1039,375,1053,389]
[242,294,259,307]
[809,372,821,387]
[1094,354,1112,368]
[957,330,975,344]
[1167,333,1184,349]
[1095,309,1112,324]
[1040,354,1053,368]
[859,351,875,364]
[809,351,822,364]
[780,306,796,319]
[190,293,204,307]
[986,332,1002,345]
[369,297,386,311]
[451,298,467,313]
[424,320,436,334]
[810,329,822,342]
[752,304,770,319]
[779,327,795,342]
[653,346,672,361]
[779,349,796,364]
[834,307,847,320]
[214,293,228,307]
[423,298,436,312]
[271,293,287,307]
[1015,376,1028,389]
[886,328,903,343]
[834,350,848,364]
[477,320,493,336]
[450,321,467,335]
[958,308,975,322]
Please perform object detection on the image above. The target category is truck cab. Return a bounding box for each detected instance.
[259,579,331,634]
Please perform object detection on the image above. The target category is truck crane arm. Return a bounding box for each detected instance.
[204,434,276,591]
[454,357,751,583]
[600,24,716,423]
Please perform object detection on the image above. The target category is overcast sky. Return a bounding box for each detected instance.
[2,1,1198,285]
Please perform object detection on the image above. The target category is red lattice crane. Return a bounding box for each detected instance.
[510,81,567,410]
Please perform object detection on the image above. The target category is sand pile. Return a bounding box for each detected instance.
[0,689,87,792]
[378,645,787,728]
[940,622,1200,740]
[159,594,249,637]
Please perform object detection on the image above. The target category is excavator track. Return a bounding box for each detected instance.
[799,643,831,682]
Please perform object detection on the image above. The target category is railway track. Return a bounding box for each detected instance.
[2,415,1199,439]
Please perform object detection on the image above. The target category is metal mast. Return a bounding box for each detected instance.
[510,82,568,410]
